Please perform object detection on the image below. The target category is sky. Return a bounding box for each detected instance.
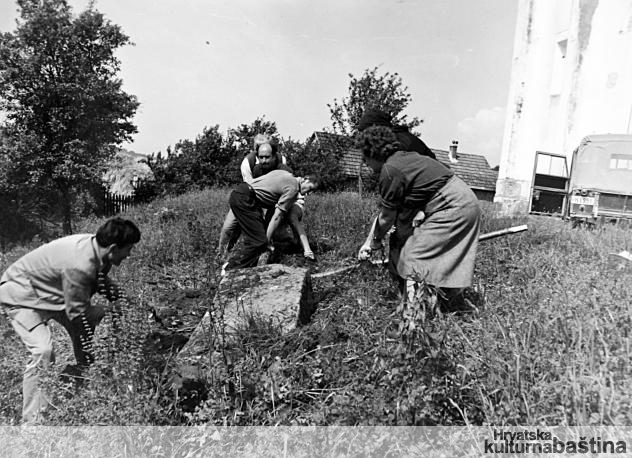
[0,0,518,167]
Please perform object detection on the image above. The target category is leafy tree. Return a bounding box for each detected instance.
[193,125,235,186]
[226,116,279,157]
[145,117,280,196]
[282,138,347,192]
[328,66,422,135]
[145,125,234,195]
[0,0,138,234]
[144,144,193,196]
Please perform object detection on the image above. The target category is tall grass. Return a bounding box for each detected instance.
[0,188,630,425]
[469,217,632,425]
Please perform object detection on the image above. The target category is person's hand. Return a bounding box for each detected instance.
[358,244,372,261]
[369,238,383,251]
[304,250,315,261]
[412,210,425,228]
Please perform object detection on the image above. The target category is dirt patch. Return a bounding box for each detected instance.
[145,283,215,354]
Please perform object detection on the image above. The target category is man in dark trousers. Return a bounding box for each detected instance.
[219,135,316,262]
[225,170,320,270]
[357,108,436,160]
[0,217,140,424]
[218,137,289,258]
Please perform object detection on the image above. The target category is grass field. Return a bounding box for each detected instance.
[0,188,631,426]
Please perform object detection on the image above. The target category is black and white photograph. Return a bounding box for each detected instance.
[0,0,631,456]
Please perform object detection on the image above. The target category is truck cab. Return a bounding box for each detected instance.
[566,135,632,225]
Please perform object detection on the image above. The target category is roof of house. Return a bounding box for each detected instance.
[309,131,372,178]
[432,149,498,191]
[309,131,498,191]
[309,131,354,150]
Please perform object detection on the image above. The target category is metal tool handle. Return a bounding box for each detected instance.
[314,224,529,279]
[478,224,528,241]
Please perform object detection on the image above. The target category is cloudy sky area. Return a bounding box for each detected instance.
[1,0,518,166]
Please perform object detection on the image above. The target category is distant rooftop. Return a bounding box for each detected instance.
[432,149,498,191]
[309,131,498,191]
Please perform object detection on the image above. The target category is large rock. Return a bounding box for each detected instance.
[171,264,314,406]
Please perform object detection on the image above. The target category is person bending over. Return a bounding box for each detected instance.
[356,126,480,302]
[0,217,141,424]
[219,135,316,261]
[225,170,320,270]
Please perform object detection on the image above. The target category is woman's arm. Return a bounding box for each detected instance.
[372,207,397,248]
[358,207,397,260]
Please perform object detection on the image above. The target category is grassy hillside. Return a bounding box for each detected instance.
[0,188,631,426]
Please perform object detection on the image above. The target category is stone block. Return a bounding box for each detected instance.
[171,264,314,402]
[218,264,314,333]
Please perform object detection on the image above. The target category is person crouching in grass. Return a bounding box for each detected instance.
[224,170,320,270]
[0,217,140,424]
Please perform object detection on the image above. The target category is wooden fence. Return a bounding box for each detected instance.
[103,191,138,216]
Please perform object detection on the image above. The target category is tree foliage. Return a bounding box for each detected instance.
[145,126,230,195]
[144,118,279,197]
[283,138,349,192]
[143,114,361,198]
[0,0,138,235]
[226,116,279,157]
[328,66,422,136]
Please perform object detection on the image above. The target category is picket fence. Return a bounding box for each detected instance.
[103,191,138,216]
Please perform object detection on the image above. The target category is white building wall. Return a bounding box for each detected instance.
[495,0,632,214]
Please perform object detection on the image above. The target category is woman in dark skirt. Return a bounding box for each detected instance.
[356,126,481,299]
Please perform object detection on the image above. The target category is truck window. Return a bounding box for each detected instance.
[610,154,632,170]
[531,151,568,215]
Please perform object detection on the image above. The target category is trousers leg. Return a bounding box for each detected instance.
[5,307,53,424]
[226,188,268,269]
[54,306,105,367]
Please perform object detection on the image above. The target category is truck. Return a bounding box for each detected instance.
[566,134,632,225]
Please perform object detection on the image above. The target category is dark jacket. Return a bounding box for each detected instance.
[244,151,291,180]
[392,126,436,160]
[358,108,436,160]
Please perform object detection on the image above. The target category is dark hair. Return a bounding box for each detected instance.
[304,174,322,189]
[355,126,401,162]
[357,108,393,131]
[96,217,141,247]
